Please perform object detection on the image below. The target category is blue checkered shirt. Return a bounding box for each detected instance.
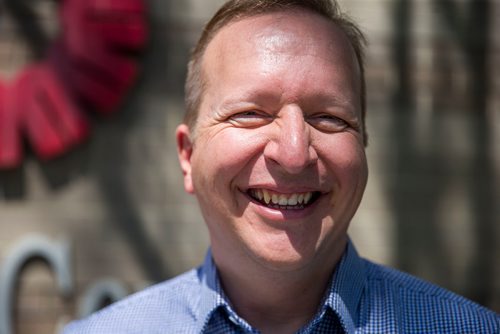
[64,241,499,333]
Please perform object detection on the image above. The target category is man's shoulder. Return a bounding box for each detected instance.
[63,268,204,333]
[361,259,499,333]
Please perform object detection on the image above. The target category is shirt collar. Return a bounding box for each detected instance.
[195,249,223,331]
[323,240,366,333]
[195,240,366,333]
[196,249,254,332]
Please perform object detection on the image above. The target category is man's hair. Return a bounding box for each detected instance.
[184,0,368,145]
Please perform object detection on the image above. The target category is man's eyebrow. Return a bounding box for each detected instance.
[301,93,359,113]
[304,91,356,106]
[219,91,282,108]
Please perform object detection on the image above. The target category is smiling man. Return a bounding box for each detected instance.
[64,0,499,333]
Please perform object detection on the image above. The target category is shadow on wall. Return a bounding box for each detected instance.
[390,0,497,310]
[87,0,195,283]
[0,0,194,283]
[0,0,91,198]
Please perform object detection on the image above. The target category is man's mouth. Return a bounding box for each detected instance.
[247,189,321,210]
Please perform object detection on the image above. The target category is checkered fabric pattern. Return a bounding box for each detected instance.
[64,241,499,333]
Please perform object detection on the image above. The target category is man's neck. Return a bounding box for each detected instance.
[213,240,346,334]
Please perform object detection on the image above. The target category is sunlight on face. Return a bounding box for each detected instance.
[177,10,368,273]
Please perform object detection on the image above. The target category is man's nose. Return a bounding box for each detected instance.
[264,106,318,174]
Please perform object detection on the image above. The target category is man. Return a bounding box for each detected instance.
[65,0,499,333]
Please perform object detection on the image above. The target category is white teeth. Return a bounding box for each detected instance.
[250,189,315,207]
[304,192,312,204]
[271,193,279,204]
[297,193,305,204]
[256,190,263,201]
[278,195,288,205]
[263,190,271,204]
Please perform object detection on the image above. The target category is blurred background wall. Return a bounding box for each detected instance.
[0,0,498,332]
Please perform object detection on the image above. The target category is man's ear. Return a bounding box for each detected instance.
[176,124,195,194]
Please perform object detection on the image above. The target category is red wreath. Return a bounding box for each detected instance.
[0,0,147,169]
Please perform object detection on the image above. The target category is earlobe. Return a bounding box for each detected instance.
[176,124,195,194]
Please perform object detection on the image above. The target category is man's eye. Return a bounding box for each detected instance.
[228,111,270,127]
[308,114,349,132]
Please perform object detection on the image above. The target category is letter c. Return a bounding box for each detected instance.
[0,235,72,334]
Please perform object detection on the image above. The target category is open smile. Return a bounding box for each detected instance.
[247,188,322,210]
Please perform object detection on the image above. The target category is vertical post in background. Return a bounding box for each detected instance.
[432,0,495,308]
[463,0,494,309]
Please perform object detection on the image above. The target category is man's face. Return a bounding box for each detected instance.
[177,10,368,272]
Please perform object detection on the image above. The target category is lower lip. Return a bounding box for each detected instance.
[244,192,324,222]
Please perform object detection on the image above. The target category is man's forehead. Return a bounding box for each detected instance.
[201,10,359,89]
[204,10,355,68]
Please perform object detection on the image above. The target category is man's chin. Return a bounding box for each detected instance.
[242,233,347,274]
[247,246,319,273]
